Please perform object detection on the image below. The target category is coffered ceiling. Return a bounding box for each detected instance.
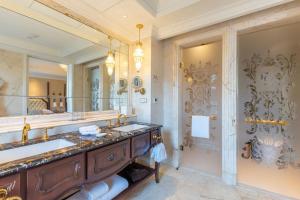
[3,0,294,41]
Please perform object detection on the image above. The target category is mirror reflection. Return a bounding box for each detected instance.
[0,6,129,117]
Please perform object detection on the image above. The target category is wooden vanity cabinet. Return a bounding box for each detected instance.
[131,132,151,158]
[26,153,85,200]
[0,173,21,198]
[87,139,130,183]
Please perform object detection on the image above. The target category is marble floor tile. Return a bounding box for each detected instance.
[68,165,294,200]
[119,165,294,200]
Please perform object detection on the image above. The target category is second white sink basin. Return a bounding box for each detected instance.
[0,139,76,165]
[112,124,149,132]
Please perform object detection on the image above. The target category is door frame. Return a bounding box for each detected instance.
[173,32,224,171]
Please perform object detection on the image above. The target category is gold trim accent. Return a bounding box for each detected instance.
[245,118,288,126]
[136,24,144,29]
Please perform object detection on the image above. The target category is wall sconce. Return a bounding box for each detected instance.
[105,36,115,76]
[133,24,144,72]
[132,76,146,95]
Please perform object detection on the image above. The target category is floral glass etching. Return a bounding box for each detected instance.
[183,61,220,149]
[242,50,299,169]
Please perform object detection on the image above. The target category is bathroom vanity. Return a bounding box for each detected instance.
[0,123,162,200]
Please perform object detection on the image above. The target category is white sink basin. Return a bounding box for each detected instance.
[0,139,76,165]
[112,124,149,132]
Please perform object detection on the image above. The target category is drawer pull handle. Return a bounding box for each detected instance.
[107,153,115,161]
[0,188,22,200]
[74,162,81,177]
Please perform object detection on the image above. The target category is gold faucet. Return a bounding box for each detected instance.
[107,119,113,128]
[116,114,127,126]
[43,127,53,141]
[22,117,31,143]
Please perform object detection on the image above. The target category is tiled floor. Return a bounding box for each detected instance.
[120,165,293,200]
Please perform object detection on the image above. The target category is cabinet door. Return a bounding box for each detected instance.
[87,139,130,182]
[27,154,85,200]
[0,174,21,198]
[131,132,150,158]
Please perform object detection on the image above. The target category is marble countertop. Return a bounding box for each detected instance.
[0,122,162,178]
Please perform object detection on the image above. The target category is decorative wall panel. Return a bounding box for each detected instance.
[183,60,219,148]
[241,50,299,169]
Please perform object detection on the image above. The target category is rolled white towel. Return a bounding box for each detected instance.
[83,181,109,200]
[98,175,129,200]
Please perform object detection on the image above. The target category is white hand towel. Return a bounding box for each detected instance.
[79,125,100,135]
[151,143,167,163]
[83,181,109,200]
[98,175,129,200]
[192,115,210,138]
[79,125,99,132]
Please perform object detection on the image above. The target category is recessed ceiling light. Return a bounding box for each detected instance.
[122,15,127,18]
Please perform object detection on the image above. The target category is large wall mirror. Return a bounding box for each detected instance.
[0,3,129,117]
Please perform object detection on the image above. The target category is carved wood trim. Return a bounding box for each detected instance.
[35,160,82,193]
[93,143,127,174]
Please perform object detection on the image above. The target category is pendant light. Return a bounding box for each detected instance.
[105,36,115,76]
[133,24,144,72]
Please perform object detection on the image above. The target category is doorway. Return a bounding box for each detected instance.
[179,41,222,176]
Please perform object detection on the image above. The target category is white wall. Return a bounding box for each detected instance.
[151,38,164,124]
[0,48,27,116]
[129,37,164,125]
[130,38,152,123]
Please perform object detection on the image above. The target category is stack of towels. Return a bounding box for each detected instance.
[67,175,129,200]
[79,125,107,138]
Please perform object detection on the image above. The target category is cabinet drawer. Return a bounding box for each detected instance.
[150,129,161,146]
[131,132,150,158]
[27,154,85,200]
[87,139,130,182]
[0,174,21,198]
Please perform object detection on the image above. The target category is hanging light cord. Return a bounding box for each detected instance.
[109,36,112,51]
[138,27,141,44]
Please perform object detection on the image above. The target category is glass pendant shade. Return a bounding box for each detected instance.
[105,51,115,76]
[134,42,144,72]
[106,36,115,76]
[134,24,144,72]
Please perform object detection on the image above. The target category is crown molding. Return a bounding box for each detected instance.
[156,0,293,40]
